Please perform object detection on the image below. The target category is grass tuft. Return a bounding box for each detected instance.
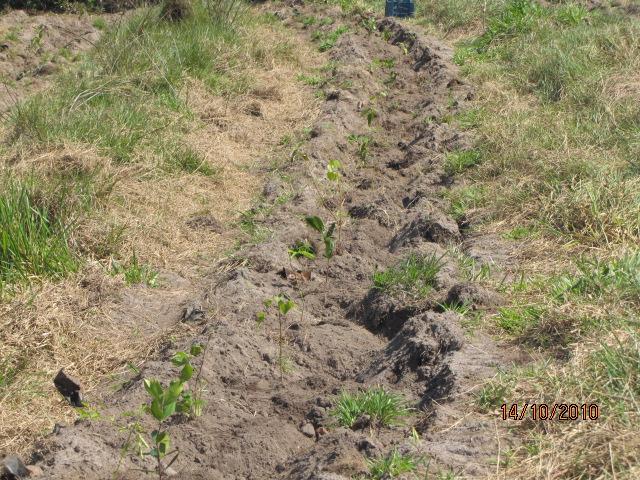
[0,181,77,290]
[332,387,410,428]
[368,450,420,479]
[373,253,443,298]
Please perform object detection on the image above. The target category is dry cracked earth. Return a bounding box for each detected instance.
[9,3,523,479]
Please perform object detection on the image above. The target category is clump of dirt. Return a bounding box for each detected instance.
[14,4,520,479]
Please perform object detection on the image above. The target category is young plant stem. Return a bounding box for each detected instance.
[156,421,163,480]
[278,311,284,382]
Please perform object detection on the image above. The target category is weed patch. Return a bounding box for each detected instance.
[0,181,77,291]
[374,253,443,298]
[368,450,420,479]
[332,387,410,429]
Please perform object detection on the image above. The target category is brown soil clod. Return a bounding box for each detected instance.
[52,369,83,408]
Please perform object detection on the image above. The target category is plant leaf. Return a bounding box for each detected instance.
[171,351,189,367]
[190,344,203,356]
[278,298,295,315]
[305,215,324,233]
[180,363,194,382]
[144,379,163,400]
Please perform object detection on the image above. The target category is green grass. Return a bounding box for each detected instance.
[496,305,544,335]
[332,387,410,428]
[110,253,158,287]
[312,25,349,52]
[373,253,443,298]
[406,1,640,476]
[368,450,420,479]
[444,149,482,175]
[552,251,640,303]
[443,184,485,222]
[9,0,246,165]
[0,182,77,291]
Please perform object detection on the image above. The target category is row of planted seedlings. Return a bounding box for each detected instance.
[249,68,445,478]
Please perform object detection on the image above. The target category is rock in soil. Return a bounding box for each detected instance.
[52,369,83,407]
[1,456,28,479]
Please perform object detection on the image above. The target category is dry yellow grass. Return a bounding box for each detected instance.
[0,14,322,456]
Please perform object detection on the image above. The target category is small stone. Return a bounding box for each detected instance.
[164,466,178,477]
[26,465,43,477]
[53,369,83,407]
[316,426,328,437]
[275,463,286,473]
[301,423,316,438]
[2,456,28,478]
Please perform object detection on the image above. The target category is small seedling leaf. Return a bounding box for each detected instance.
[144,379,163,399]
[278,298,295,315]
[165,380,184,404]
[305,215,325,233]
[171,352,189,367]
[180,363,194,382]
[256,311,266,325]
[150,398,164,421]
[190,344,203,356]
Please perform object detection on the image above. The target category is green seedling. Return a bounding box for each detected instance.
[305,215,336,260]
[257,294,296,379]
[287,240,315,333]
[324,159,348,255]
[122,344,204,479]
[288,240,316,261]
[361,16,377,34]
[384,70,398,86]
[326,159,342,182]
[305,215,336,302]
[347,134,371,163]
[368,450,420,479]
[110,253,159,287]
[363,106,378,127]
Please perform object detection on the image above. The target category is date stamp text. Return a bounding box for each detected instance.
[500,403,600,421]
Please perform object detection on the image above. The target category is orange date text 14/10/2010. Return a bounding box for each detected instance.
[500,403,600,421]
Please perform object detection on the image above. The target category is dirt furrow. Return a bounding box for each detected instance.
[25,6,517,479]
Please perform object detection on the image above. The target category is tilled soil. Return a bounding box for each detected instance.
[23,5,519,479]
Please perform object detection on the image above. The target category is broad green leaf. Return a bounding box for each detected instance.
[324,237,335,259]
[165,380,184,404]
[190,344,203,356]
[305,215,324,233]
[151,430,170,458]
[171,351,189,367]
[256,311,266,325]
[162,401,176,420]
[180,363,194,382]
[278,298,295,315]
[144,379,163,399]
[328,159,342,169]
[150,398,164,421]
